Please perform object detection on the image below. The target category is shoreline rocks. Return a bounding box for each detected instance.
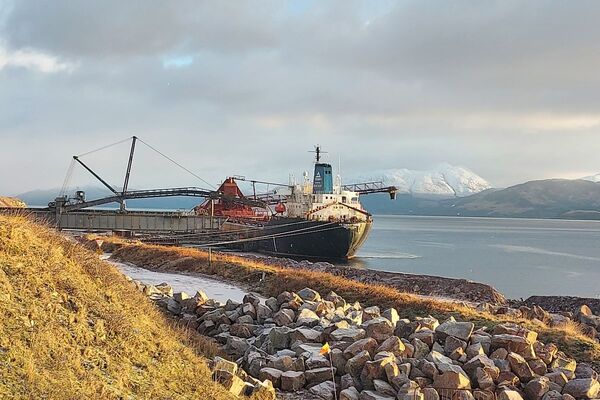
[131,278,599,400]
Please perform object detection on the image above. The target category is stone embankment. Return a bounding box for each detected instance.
[132,278,599,400]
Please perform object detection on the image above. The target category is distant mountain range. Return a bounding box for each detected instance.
[16,187,201,209]
[362,178,600,219]
[582,173,600,183]
[355,163,491,198]
[12,168,600,220]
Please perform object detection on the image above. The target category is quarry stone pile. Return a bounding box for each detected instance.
[134,279,599,400]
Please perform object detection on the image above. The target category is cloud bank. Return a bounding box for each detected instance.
[1,0,599,194]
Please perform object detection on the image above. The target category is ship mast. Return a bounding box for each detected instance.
[309,145,328,163]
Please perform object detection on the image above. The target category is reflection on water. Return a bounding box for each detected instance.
[344,215,600,299]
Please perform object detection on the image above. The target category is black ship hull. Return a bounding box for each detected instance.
[258,217,371,260]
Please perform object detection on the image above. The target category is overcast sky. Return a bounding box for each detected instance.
[1,0,600,195]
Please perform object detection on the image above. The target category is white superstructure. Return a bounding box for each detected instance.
[284,171,371,223]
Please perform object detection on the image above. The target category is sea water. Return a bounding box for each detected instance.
[345,215,600,299]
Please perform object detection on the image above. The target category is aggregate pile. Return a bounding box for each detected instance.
[134,280,600,400]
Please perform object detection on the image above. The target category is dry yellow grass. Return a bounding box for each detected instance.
[0,197,26,208]
[0,215,235,400]
[100,236,600,370]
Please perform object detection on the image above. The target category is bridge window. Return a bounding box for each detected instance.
[342,196,347,203]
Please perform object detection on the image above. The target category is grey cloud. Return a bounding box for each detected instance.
[1,1,600,195]
[2,0,277,56]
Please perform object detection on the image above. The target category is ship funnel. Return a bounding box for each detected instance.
[313,163,333,194]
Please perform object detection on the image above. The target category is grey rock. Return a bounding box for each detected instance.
[359,389,395,400]
[376,335,406,356]
[562,378,600,399]
[524,376,551,400]
[273,309,295,326]
[363,317,394,342]
[280,370,306,391]
[297,287,321,302]
[435,319,474,342]
[331,327,366,342]
[259,367,283,388]
[306,367,336,385]
[309,381,336,399]
[347,350,371,378]
[340,386,360,400]
[344,338,379,358]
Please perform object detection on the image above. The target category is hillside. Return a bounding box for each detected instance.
[356,163,491,198]
[0,197,26,208]
[17,187,200,209]
[365,179,600,219]
[0,215,232,399]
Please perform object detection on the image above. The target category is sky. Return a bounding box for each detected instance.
[1,0,600,195]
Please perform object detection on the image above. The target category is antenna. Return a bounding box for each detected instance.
[308,145,328,163]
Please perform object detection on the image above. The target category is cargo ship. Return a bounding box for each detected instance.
[195,147,396,260]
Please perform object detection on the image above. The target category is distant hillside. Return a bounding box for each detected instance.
[365,179,600,219]
[356,163,491,198]
[17,186,200,209]
[0,197,26,208]
[582,172,600,183]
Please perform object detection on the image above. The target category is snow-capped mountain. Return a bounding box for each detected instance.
[359,163,492,198]
[581,173,600,183]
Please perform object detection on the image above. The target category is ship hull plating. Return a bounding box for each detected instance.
[258,217,371,260]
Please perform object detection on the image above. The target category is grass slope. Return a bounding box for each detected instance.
[0,215,233,400]
[101,237,600,370]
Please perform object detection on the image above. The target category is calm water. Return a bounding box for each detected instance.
[345,215,600,300]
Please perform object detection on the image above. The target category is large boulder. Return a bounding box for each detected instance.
[491,335,536,360]
[426,350,454,366]
[410,329,436,347]
[507,352,535,383]
[377,335,406,356]
[382,308,400,326]
[213,369,247,397]
[306,367,336,385]
[331,327,366,342]
[373,379,396,397]
[309,381,336,399]
[259,368,283,388]
[413,337,431,359]
[340,386,360,400]
[359,390,395,400]
[493,323,538,344]
[497,389,524,400]
[280,371,306,391]
[344,338,379,358]
[211,356,238,375]
[435,319,474,342]
[290,328,322,343]
[360,354,396,389]
[273,309,295,326]
[562,378,600,399]
[432,369,471,391]
[296,308,320,327]
[524,376,551,400]
[251,379,276,400]
[463,355,498,379]
[363,317,394,342]
[297,288,321,302]
[266,327,291,354]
